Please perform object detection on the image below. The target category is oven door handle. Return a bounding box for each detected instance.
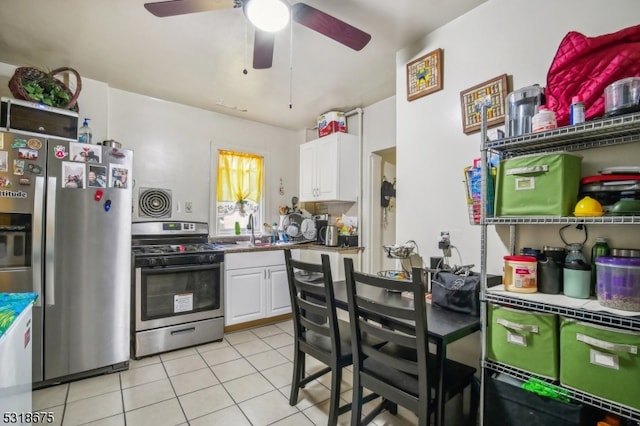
[137,263,221,273]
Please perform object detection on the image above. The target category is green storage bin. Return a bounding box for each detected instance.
[560,317,640,410]
[495,153,582,216]
[487,304,559,379]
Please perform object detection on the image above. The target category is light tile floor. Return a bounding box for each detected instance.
[32,320,423,426]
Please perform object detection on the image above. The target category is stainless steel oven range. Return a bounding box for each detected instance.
[131,221,224,359]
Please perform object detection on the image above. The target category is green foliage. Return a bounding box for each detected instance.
[22,77,71,108]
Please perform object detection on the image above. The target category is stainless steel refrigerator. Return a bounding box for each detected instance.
[0,130,133,384]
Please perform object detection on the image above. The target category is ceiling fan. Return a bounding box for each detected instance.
[144,0,371,69]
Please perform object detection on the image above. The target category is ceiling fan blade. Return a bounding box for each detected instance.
[292,3,371,51]
[253,30,275,69]
[144,0,237,17]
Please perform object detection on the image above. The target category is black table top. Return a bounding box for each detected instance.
[331,280,481,344]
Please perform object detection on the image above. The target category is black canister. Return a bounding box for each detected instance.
[539,246,566,294]
[538,256,563,294]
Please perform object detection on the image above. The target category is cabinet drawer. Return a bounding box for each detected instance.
[225,250,285,270]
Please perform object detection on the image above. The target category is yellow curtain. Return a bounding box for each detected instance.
[217,150,263,203]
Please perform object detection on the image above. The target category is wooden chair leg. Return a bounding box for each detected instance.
[327,367,342,425]
[289,349,305,405]
[351,382,363,426]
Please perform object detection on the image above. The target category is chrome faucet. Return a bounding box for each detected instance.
[248,214,255,246]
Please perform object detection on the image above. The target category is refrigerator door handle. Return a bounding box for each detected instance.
[45,176,57,307]
[33,176,45,307]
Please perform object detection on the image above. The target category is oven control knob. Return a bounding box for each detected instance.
[160,257,169,266]
[146,258,157,267]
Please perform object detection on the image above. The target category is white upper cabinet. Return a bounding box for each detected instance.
[299,133,358,202]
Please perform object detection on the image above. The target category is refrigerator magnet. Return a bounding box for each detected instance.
[18,148,38,160]
[0,177,12,188]
[26,163,42,175]
[108,148,125,159]
[0,133,3,149]
[19,178,31,186]
[54,145,68,159]
[13,159,25,175]
[0,151,7,172]
[109,165,129,189]
[62,161,85,189]
[10,138,27,149]
[70,143,101,163]
[27,139,42,150]
[88,165,106,188]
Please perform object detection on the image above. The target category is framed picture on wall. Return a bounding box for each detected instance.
[459,74,509,134]
[406,48,443,101]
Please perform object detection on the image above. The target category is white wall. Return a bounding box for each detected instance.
[396,0,640,276]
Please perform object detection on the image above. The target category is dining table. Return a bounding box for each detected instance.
[331,280,481,426]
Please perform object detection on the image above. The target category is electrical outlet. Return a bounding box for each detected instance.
[185,202,193,213]
[438,231,450,249]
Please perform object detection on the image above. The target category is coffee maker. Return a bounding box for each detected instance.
[315,219,328,244]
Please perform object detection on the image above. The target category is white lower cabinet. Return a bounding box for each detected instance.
[224,249,299,326]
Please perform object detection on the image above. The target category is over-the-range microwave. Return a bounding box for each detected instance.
[1,96,79,141]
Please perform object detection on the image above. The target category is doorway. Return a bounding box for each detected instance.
[367,147,396,274]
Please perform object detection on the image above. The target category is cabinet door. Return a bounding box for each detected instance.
[267,265,291,316]
[299,141,316,202]
[225,267,266,325]
[315,136,339,200]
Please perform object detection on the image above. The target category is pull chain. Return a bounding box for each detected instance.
[289,12,293,109]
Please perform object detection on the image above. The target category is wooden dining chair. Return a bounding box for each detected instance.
[343,258,479,426]
[284,249,379,425]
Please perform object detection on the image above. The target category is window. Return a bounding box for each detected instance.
[216,150,264,235]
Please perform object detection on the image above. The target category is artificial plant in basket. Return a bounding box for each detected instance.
[8,66,82,111]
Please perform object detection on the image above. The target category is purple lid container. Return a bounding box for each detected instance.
[595,256,640,312]
[595,256,640,267]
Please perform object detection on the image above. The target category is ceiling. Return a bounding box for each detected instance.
[0,0,486,130]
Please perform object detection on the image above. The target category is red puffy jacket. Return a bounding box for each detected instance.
[546,24,640,126]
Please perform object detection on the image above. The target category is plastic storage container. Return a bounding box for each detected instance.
[595,256,640,312]
[505,85,545,137]
[484,373,586,426]
[531,106,557,133]
[563,259,591,299]
[494,152,582,216]
[503,255,537,293]
[560,317,640,410]
[487,304,559,379]
[604,77,640,117]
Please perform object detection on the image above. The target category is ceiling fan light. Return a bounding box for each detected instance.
[245,0,290,33]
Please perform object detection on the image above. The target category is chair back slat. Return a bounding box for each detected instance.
[357,294,416,322]
[359,318,416,350]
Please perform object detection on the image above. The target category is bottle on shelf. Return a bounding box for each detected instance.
[590,237,610,297]
[570,95,585,125]
[78,118,92,143]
